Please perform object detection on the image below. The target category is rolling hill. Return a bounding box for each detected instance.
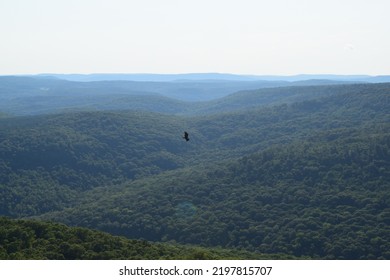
[37,128,390,259]
[0,75,369,116]
[2,75,388,117]
[0,80,389,259]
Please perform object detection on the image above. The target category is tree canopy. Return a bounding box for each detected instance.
[0,81,389,259]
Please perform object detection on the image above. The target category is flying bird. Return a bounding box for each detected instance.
[183,131,189,141]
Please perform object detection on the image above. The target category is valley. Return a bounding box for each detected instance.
[0,75,389,259]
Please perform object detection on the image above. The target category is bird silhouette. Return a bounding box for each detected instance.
[183,131,189,141]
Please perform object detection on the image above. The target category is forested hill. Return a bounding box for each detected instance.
[0,81,389,259]
[0,111,190,217]
[192,82,390,115]
[0,217,281,260]
[38,130,390,259]
[1,83,388,216]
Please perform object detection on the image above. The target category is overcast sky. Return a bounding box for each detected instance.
[1,0,389,75]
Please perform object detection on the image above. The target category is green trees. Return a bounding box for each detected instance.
[0,217,278,260]
[35,132,389,259]
[0,82,389,259]
[0,111,189,217]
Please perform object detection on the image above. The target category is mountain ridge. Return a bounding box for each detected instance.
[2,75,389,116]
[33,73,389,83]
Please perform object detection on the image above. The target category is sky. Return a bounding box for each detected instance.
[1,0,390,75]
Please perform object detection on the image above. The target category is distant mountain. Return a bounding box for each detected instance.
[38,73,264,82]
[364,75,390,83]
[0,75,380,116]
[268,74,372,82]
[0,76,186,115]
[191,83,390,115]
[36,73,389,83]
[0,76,293,110]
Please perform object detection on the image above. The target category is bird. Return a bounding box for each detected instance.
[183,131,189,141]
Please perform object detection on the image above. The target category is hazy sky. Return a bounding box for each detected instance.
[1,0,389,75]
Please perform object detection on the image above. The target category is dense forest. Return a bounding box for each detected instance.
[0,77,389,259]
[0,217,283,260]
[38,131,390,259]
